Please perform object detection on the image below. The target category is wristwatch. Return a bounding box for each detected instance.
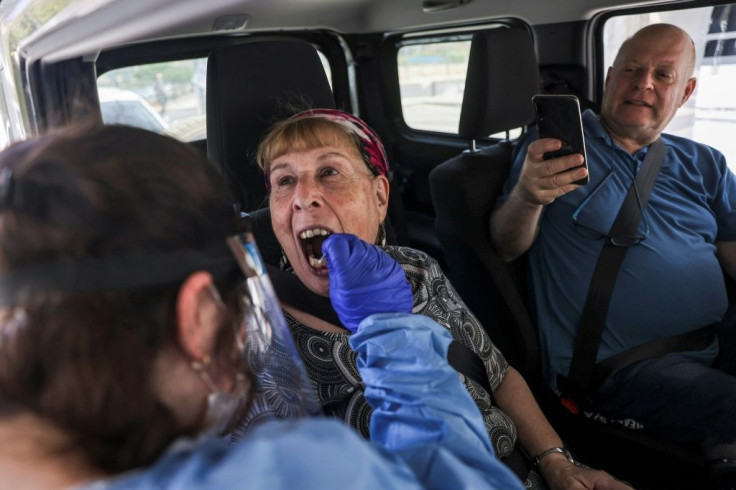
[532,446,575,467]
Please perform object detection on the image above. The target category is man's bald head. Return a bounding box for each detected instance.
[600,23,698,152]
[615,23,696,77]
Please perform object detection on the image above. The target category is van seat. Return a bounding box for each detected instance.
[206,39,336,211]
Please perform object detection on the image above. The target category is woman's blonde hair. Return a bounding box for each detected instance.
[256,116,363,174]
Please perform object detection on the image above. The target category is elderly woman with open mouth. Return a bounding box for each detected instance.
[256,108,631,490]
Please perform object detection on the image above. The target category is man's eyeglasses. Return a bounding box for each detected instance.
[571,172,649,247]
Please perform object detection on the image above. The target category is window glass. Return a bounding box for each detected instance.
[98,59,207,141]
[397,37,522,138]
[97,50,331,142]
[603,5,736,171]
[398,40,470,133]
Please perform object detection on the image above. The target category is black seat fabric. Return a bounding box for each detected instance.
[430,27,540,372]
[206,39,336,211]
[458,27,539,139]
[245,207,283,267]
[430,141,538,372]
[208,39,401,270]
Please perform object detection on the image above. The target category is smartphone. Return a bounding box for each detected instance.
[532,94,589,186]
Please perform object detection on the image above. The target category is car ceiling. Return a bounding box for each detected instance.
[6,0,673,65]
[236,0,667,32]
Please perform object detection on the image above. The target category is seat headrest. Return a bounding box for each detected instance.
[206,39,336,210]
[459,28,540,139]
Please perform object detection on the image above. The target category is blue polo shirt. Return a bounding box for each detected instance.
[497,110,736,389]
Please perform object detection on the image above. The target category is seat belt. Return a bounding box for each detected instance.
[448,338,533,481]
[558,138,666,408]
[266,264,342,325]
[460,235,540,373]
[590,322,717,389]
[447,340,492,393]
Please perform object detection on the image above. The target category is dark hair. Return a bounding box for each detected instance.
[0,124,243,473]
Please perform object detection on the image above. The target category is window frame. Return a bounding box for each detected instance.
[94,32,354,135]
[382,17,535,147]
[589,1,736,102]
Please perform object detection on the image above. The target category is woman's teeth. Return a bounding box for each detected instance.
[299,228,330,239]
[299,228,331,268]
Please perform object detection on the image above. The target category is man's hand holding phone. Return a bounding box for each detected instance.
[514,138,588,206]
[490,94,589,262]
[532,94,589,185]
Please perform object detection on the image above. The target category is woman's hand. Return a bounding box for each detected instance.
[540,455,633,490]
[323,233,413,332]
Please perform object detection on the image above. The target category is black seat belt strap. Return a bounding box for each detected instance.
[462,236,539,372]
[266,264,344,326]
[590,323,717,388]
[447,339,533,481]
[447,340,492,393]
[562,138,665,401]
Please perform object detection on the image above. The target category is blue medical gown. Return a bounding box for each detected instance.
[82,313,522,490]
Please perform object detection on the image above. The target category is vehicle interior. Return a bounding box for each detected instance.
[2,0,736,488]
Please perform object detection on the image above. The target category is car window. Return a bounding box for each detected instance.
[97,58,207,141]
[397,36,522,138]
[603,4,736,171]
[99,89,167,133]
[398,39,470,133]
[98,59,206,141]
[97,51,332,142]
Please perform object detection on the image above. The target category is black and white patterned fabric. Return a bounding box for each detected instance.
[286,245,545,489]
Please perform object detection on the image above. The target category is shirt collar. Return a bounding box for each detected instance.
[583,109,654,160]
[583,109,610,143]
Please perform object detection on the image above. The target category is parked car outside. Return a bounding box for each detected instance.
[98,87,168,133]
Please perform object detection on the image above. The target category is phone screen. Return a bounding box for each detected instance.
[532,94,589,186]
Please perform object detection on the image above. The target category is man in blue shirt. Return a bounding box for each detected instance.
[492,23,736,461]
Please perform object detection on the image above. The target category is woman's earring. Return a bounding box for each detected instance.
[279,249,291,271]
[377,221,387,249]
[191,354,212,373]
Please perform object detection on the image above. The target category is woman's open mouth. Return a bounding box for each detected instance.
[298,227,332,269]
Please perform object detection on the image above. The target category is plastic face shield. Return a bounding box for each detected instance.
[226,231,322,438]
[0,228,322,436]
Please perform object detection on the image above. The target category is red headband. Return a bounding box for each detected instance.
[264,109,389,191]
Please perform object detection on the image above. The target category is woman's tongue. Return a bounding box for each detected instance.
[306,235,328,268]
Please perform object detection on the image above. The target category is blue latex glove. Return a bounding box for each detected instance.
[323,233,413,333]
[350,313,523,490]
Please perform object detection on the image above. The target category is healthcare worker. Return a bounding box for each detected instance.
[0,124,522,490]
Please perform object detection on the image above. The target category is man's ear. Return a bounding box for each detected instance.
[176,271,219,360]
[680,77,697,107]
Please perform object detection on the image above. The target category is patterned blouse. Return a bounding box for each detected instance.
[285,245,545,489]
